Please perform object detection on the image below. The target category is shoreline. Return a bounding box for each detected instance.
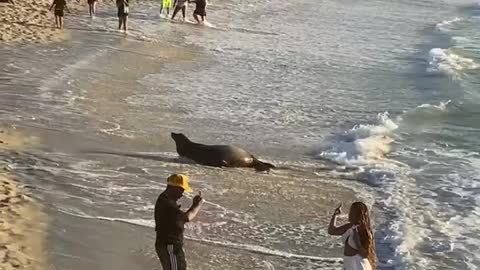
[0,126,49,270]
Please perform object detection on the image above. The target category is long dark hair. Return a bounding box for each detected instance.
[350,202,377,269]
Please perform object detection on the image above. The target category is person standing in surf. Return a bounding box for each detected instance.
[328,202,377,270]
[160,0,173,17]
[154,174,203,270]
[87,0,98,17]
[190,0,207,24]
[171,0,188,22]
[116,0,129,32]
[49,0,70,29]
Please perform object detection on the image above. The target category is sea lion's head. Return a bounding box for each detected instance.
[171,132,189,143]
[171,133,191,155]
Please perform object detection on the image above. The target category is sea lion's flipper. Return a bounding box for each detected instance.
[221,160,229,167]
[252,157,275,172]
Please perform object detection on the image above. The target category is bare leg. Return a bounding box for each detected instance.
[193,13,199,24]
[123,16,128,32]
[59,16,63,29]
[55,16,59,28]
[92,2,96,15]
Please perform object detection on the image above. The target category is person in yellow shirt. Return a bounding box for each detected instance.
[160,0,173,16]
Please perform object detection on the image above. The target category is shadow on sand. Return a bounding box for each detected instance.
[81,150,192,164]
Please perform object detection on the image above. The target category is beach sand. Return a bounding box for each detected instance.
[0,0,68,43]
[0,126,49,270]
[0,0,117,43]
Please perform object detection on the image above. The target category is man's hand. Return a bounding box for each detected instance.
[192,191,203,207]
[186,191,203,222]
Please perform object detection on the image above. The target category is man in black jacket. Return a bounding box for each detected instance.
[154,174,203,270]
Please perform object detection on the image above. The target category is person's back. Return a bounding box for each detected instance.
[327,202,377,270]
[54,0,66,10]
[116,0,129,32]
[116,0,128,8]
[196,0,206,9]
[154,192,187,246]
[50,0,69,29]
[176,0,187,7]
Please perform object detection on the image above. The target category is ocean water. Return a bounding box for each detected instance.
[1,0,480,269]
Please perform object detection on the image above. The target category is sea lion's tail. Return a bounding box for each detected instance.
[252,157,275,172]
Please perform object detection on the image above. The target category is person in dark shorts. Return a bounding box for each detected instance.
[116,0,129,32]
[154,174,203,270]
[191,0,206,24]
[171,0,188,21]
[87,0,98,17]
[49,0,70,29]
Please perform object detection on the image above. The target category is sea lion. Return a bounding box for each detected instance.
[171,132,275,172]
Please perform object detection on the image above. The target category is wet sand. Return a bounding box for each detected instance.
[0,36,360,269]
[0,127,49,270]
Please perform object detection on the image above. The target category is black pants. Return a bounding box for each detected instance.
[156,243,187,270]
[171,5,186,19]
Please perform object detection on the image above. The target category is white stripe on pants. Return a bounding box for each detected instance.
[167,244,178,270]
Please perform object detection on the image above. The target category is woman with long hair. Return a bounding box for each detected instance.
[328,202,377,270]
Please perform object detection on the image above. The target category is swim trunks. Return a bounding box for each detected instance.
[193,0,206,16]
[54,8,64,17]
[193,8,206,17]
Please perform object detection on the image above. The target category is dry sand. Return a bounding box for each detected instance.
[0,0,68,43]
[0,0,117,43]
[0,126,49,270]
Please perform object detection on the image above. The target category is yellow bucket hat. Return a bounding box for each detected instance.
[167,174,193,193]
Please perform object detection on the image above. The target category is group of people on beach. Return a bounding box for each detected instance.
[48,0,208,31]
[160,0,208,24]
[155,174,377,270]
